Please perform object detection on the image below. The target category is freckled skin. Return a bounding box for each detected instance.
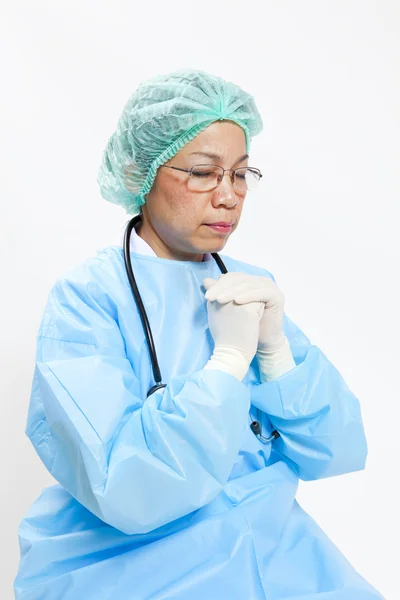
[138,121,249,262]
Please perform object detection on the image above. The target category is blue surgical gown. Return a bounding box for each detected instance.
[14,246,384,599]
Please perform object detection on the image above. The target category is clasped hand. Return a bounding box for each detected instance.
[203,272,286,351]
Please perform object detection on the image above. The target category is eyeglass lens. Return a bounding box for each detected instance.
[188,165,261,193]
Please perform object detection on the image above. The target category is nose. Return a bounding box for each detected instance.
[213,171,238,207]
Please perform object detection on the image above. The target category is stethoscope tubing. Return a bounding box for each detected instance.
[123,214,279,444]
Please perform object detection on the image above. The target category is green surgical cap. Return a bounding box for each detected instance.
[97,68,263,215]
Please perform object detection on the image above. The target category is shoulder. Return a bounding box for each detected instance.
[58,245,125,286]
[39,246,126,336]
[218,253,276,281]
[50,245,126,300]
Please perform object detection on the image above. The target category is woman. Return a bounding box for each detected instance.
[14,69,383,599]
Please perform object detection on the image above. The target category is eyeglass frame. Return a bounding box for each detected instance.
[159,163,263,192]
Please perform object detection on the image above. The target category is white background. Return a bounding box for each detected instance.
[1,1,398,598]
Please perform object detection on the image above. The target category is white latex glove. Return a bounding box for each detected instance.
[256,336,296,382]
[203,284,264,382]
[204,273,296,381]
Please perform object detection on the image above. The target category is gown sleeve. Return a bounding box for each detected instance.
[252,285,369,481]
[26,269,251,535]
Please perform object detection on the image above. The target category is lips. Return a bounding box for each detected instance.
[205,223,233,234]
[206,222,234,226]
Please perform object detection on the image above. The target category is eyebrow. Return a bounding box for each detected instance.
[189,151,249,164]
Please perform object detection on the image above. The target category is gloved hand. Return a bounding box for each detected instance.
[202,284,264,382]
[203,273,296,381]
[204,273,285,349]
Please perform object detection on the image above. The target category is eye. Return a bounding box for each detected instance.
[191,166,218,178]
[192,171,214,178]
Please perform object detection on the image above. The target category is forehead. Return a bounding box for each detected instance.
[178,121,246,160]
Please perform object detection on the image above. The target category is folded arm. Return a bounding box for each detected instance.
[27,274,250,535]
[252,273,368,481]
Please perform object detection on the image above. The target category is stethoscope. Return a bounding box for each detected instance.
[123,213,280,445]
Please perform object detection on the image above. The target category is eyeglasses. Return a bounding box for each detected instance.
[159,164,263,193]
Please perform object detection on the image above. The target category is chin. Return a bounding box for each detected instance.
[192,233,229,254]
[208,242,227,253]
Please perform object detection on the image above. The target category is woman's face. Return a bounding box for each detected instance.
[140,120,249,262]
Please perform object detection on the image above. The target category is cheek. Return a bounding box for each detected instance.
[166,189,207,225]
[236,200,244,217]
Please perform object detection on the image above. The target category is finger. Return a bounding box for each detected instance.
[234,286,268,304]
[204,275,250,301]
[234,279,278,304]
[205,283,245,303]
[211,281,256,303]
[203,273,227,289]
[245,300,265,318]
[203,277,218,291]
[208,277,269,303]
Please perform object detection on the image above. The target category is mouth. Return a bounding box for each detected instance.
[204,223,233,234]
